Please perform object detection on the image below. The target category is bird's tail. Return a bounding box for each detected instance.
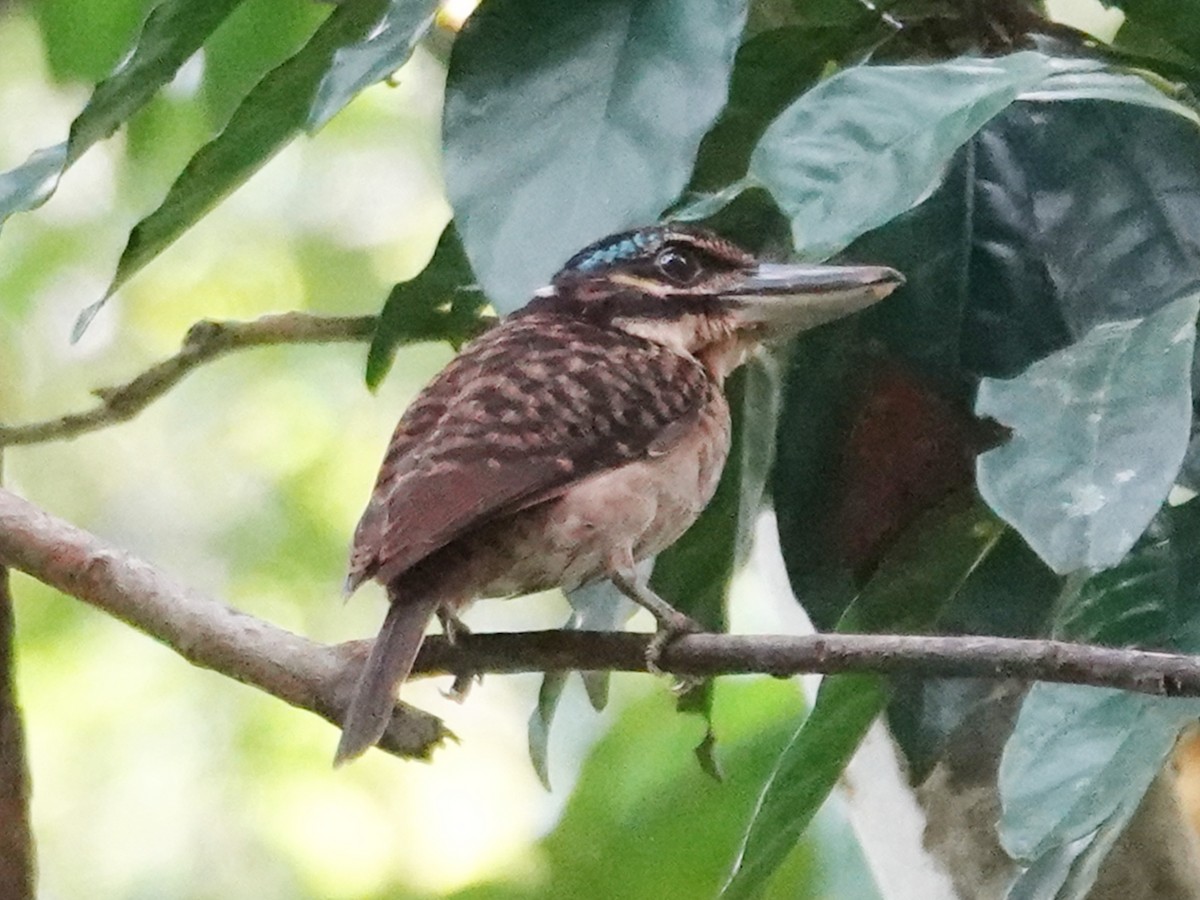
[334,592,440,766]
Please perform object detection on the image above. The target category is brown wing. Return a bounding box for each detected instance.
[345,313,711,591]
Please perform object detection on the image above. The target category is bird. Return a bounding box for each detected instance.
[335,223,904,764]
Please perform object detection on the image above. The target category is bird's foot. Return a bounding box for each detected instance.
[644,609,703,677]
[436,608,477,699]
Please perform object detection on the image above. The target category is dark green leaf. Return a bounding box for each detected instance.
[886,532,1062,782]
[364,223,486,388]
[443,0,748,311]
[100,0,390,322]
[964,100,1200,376]
[976,293,1199,575]
[721,673,885,900]
[1111,0,1200,68]
[307,0,439,131]
[688,22,876,194]
[771,323,861,629]
[199,0,329,127]
[1000,499,1200,897]
[651,356,781,772]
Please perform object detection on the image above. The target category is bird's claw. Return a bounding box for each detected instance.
[442,671,480,702]
[644,611,702,677]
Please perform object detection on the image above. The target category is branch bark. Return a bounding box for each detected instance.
[410,629,1200,697]
[0,487,448,760]
[0,313,376,447]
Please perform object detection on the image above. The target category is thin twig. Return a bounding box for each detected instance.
[0,313,377,447]
[412,631,1200,698]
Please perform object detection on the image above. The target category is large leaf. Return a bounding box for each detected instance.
[1001,685,1198,900]
[723,499,1003,898]
[963,100,1200,376]
[0,0,249,233]
[307,0,439,130]
[748,52,1056,259]
[1000,499,1200,898]
[443,0,748,312]
[721,674,886,900]
[464,681,867,900]
[87,0,390,336]
[770,323,862,629]
[843,95,1200,386]
[976,293,1199,575]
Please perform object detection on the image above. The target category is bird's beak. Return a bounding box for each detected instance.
[722,262,905,335]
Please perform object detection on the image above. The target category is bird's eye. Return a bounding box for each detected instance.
[655,247,702,284]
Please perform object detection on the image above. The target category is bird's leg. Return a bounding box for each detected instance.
[436,607,477,700]
[609,568,702,675]
[437,607,471,644]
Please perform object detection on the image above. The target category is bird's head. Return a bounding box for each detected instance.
[524,224,904,379]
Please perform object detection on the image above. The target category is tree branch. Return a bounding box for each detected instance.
[4,485,1200,770]
[0,313,376,447]
[0,487,448,760]
[412,630,1200,698]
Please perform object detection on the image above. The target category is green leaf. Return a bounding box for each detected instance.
[724,499,1003,898]
[650,357,781,774]
[199,0,329,127]
[443,0,748,312]
[1021,65,1200,124]
[528,671,569,791]
[0,144,67,237]
[1000,499,1200,898]
[29,0,155,83]
[500,681,843,900]
[364,222,486,388]
[98,0,390,325]
[68,0,250,160]
[1000,686,1200,899]
[770,323,861,629]
[687,22,876,194]
[749,52,1055,260]
[527,575,638,788]
[721,674,887,900]
[0,0,249,233]
[976,293,1200,575]
[307,0,439,131]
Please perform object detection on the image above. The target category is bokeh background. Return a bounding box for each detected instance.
[0,2,885,896]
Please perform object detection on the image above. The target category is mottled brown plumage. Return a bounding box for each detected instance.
[336,224,903,764]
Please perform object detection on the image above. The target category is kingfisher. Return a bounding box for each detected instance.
[336,224,903,764]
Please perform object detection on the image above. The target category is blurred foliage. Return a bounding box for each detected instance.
[7,0,1200,897]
